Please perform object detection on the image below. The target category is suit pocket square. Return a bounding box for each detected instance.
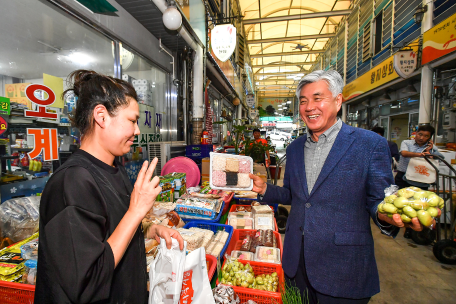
[334,232,374,246]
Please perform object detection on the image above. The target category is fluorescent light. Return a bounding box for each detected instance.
[287,101,292,104]
[68,52,93,64]
[296,73,304,77]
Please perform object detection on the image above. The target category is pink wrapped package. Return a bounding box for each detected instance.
[238,159,251,173]
[212,157,226,171]
[212,171,226,187]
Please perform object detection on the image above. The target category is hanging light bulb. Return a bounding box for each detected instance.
[163,1,182,31]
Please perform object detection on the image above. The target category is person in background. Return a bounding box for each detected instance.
[371,126,400,162]
[248,70,425,304]
[394,124,443,238]
[252,128,271,167]
[35,70,184,304]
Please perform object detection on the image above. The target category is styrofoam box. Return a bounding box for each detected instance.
[209,152,253,191]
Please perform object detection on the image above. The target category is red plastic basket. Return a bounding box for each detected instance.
[225,229,283,261]
[0,281,35,304]
[217,260,283,304]
[221,192,234,215]
[206,254,217,281]
[226,205,278,232]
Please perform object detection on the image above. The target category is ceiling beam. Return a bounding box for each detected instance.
[243,9,352,25]
[247,33,336,44]
[254,71,308,76]
[253,62,316,68]
[251,50,324,58]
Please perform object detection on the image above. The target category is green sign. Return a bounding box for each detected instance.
[0,97,10,115]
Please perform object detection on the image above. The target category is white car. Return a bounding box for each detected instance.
[268,132,288,141]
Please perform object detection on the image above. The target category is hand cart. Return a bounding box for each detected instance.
[424,154,456,264]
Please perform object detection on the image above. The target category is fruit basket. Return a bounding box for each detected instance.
[206,254,217,281]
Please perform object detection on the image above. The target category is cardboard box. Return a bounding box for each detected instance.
[202,157,210,175]
[201,174,209,184]
[4,84,17,98]
[156,176,175,202]
[164,172,187,199]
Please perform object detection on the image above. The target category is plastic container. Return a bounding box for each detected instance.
[210,153,253,191]
[226,207,278,232]
[183,221,233,259]
[206,254,217,281]
[225,230,283,260]
[231,250,254,261]
[0,281,35,303]
[254,247,281,264]
[216,260,284,302]
[228,212,254,229]
[254,213,275,231]
[181,201,224,223]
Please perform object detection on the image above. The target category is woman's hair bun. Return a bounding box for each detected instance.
[68,70,98,97]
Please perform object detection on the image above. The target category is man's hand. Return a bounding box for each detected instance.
[249,173,267,195]
[424,140,434,152]
[377,208,441,231]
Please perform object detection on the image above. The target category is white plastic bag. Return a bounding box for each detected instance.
[149,238,187,304]
[179,248,215,304]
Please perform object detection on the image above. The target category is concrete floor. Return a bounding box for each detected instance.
[273,151,456,303]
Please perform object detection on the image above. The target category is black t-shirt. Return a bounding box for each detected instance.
[35,150,147,304]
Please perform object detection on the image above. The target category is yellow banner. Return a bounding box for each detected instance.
[342,43,419,101]
[43,74,64,109]
[422,13,456,65]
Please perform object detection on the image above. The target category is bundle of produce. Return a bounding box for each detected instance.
[175,194,223,220]
[377,185,444,227]
[219,258,279,292]
[0,196,40,243]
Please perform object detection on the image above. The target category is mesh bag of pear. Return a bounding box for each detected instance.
[219,256,279,292]
[377,185,444,227]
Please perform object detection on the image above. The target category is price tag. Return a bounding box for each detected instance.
[0,97,10,115]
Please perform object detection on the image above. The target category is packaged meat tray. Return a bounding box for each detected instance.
[210,153,253,191]
[254,246,281,264]
[231,250,254,261]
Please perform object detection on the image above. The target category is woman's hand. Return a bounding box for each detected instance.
[149,225,185,250]
[129,158,161,219]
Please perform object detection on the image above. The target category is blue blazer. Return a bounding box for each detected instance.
[261,123,398,299]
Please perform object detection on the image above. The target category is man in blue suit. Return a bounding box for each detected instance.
[249,70,423,303]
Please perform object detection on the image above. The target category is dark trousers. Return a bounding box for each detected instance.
[285,237,371,304]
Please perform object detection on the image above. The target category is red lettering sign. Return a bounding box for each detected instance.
[0,117,7,136]
[27,128,59,161]
[179,270,194,304]
[24,84,58,119]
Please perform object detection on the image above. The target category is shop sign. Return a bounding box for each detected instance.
[24,84,59,120]
[342,42,419,101]
[246,95,255,108]
[0,116,7,136]
[27,128,59,161]
[422,13,456,65]
[211,24,236,62]
[0,97,10,115]
[394,51,417,78]
[262,122,276,127]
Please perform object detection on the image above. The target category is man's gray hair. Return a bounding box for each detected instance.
[295,70,344,99]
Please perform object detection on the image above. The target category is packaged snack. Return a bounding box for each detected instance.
[188,227,214,250]
[156,176,175,202]
[240,234,252,251]
[210,153,253,191]
[231,250,254,261]
[212,285,240,304]
[228,212,254,229]
[249,230,263,253]
[20,237,38,260]
[254,213,274,230]
[210,242,225,258]
[177,228,205,251]
[0,196,40,243]
[252,205,273,215]
[254,246,281,264]
[145,238,160,258]
[164,172,187,200]
[175,195,222,220]
[0,233,38,280]
[22,259,37,285]
[377,185,445,227]
[233,205,252,212]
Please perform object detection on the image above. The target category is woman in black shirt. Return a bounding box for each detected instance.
[35,70,183,303]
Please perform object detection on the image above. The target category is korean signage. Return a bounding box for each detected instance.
[211,24,236,62]
[262,122,276,127]
[394,51,417,78]
[422,13,456,65]
[342,42,419,101]
[246,94,255,108]
[0,97,10,115]
[0,117,7,136]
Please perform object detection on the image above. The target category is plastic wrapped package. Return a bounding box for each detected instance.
[207,231,230,258]
[20,237,38,260]
[236,174,251,188]
[175,195,222,220]
[231,250,254,261]
[212,157,227,171]
[0,196,40,243]
[212,171,227,187]
[212,285,240,304]
[177,228,205,251]
[188,227,214,250]
[254,247,281,264]
[0,232,38,281]
[233,206,251,212]
[152,202,177,216]
[251,205,273,215]
[228,212,253,229]
[209,242,225,258]
[148,238,187,304]
[240,234,253,251]
[145,238,160,258]
[377,185,445,227]
[254,213,274,230]
[210,153,253,191]
[241,301,258,304]
[21,259,37,285]
[225,158,239,172]
[238,160,251,173]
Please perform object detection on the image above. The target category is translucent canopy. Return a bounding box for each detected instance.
[240,0,351,97]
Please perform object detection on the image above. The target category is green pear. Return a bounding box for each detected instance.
[408,186,422,191]
[383,203,397,214]
[403,206,417,218]
[377,203,385,214]
[413,191,428,200]
[397,209,403,214]
[425,191,435,198]
[384,195,397,204]
[427,194,440,207]
[387,213,394,218]
[438,197,445,209]
[416,210,433,227]
[410,200,429,210]
[398,188,414,198]
[401,214,412,223]
[393,197,410,209]
[427,207,439,217]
